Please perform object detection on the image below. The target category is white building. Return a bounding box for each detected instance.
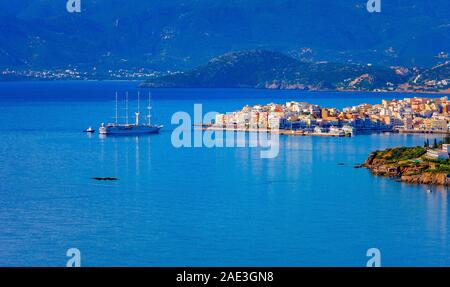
[426,149,450,160]
[442,144,450,153]
[314,126,326,134]
[215,114,225,126]
[268,116,281,130]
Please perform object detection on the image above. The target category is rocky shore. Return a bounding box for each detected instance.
[363,147,449,186]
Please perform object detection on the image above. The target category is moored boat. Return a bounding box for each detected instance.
[99,92,163,135]
[83,126,95,133]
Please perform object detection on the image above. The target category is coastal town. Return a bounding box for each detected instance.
[0,68,175,81]
[209,96,450,138]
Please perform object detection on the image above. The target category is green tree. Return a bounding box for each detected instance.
[443,135,450,144]
[433,138,438,149]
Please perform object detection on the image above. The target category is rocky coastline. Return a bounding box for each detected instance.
[363,147,449,186]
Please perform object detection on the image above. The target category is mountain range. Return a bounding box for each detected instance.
[1,0,449,71]
[141,50,450,93]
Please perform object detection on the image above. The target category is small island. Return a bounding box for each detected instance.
[364,141,450,186]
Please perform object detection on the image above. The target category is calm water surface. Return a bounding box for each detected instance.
[0,81,449,266]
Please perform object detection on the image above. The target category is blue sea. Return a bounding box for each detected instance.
[0,81,449,267]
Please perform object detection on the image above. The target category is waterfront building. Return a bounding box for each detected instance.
[309,105,321,117]
[404,117,414,130]
[258,112,268,128]
[237,112,250,128]
[329,126,345,136]
[268,116,281,130]
[342,125,354,135]
[210,96,450,136]
[431,119,448,131]
[388,117,404,128]
[250,111,259,129]
[314,126,326,134]
[443,144,450,153]
[215,114,225,126]
[427,149,450,160]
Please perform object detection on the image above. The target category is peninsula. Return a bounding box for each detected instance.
[363,145,450,186]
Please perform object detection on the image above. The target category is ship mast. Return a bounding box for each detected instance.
[135,91,140,126]
[115,91,119,125]
[126,91,129,125]
[147,92,152,126]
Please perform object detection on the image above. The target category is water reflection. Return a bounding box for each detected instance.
[97,134,156,180]
[88,130,450,266]
[426,186,448,244]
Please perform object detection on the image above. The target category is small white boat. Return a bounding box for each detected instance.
[83,126,95,133]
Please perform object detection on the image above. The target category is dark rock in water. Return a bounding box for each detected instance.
[337,163,345,166]
[92,177,118,181]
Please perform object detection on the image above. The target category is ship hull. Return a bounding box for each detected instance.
[99,125,162,135]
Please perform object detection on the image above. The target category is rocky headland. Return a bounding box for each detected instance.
[364,147,450,186]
